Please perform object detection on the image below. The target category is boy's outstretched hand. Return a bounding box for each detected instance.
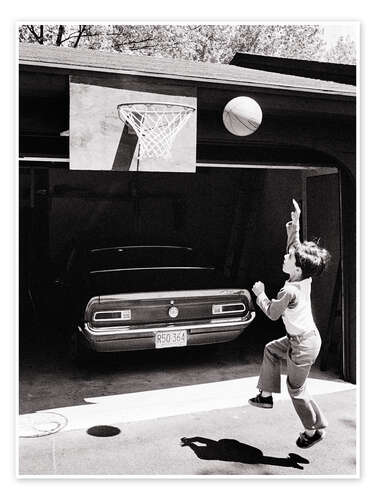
[291,198,301,224]
[252,281,265,296]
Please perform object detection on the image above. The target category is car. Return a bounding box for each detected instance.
[56,244,255,361]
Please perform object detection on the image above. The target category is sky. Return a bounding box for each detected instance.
[322,23,358,47]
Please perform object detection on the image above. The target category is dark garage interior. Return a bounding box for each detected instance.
[19,164,343,378]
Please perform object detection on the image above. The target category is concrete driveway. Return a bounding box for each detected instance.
[18,321,357,477]
[18,383,356,476]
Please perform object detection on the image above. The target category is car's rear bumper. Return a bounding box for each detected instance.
[80,312,255,352]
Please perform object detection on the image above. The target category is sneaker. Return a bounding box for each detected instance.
[296,429,326,448]
[248,392,273,409]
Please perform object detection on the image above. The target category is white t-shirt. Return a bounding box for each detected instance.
[255,220,318,336]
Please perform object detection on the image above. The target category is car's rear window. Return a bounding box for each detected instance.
[87,246,214,273]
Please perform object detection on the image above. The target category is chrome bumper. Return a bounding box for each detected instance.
[81,311,255,352]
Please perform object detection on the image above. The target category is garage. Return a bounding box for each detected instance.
[19,44,356,401]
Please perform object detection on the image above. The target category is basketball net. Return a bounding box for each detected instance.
[117,102,195,160]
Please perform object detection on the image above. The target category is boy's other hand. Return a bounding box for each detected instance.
[291,198,301,224]
[252,281,265,296]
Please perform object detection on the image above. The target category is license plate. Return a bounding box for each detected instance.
[155,330,187,349]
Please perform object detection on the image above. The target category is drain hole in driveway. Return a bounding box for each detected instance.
[87,425,121,437]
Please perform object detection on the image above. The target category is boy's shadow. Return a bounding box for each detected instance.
[180,436,309,470]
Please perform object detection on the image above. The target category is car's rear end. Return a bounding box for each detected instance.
[70,245,255,353]
[81,288,255,351]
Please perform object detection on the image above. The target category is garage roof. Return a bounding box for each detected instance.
[19,44,356,98]
[230,52,356,85]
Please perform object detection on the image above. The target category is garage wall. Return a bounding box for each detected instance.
[48,167,305,287]
[249,170,303,293]
[305,172,342,372]
[48,168,263,274]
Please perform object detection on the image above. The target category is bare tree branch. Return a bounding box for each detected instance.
[56,25,65,46]
[26,25,43,44]
[129,44,158,51]
[78,31,98,39]
[109,35,155,47]
[129,36,155,45]
[73,25,87,48]
[59,31,82,43]
[60,30,98,44]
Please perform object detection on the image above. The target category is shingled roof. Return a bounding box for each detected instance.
[19,44,356,98]
[230,52,356,85]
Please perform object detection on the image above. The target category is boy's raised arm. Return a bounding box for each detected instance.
[286,198,301,251]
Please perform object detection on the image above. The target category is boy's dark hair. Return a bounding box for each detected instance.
[294,241,331,279]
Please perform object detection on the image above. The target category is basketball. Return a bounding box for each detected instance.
[223,96,263,136]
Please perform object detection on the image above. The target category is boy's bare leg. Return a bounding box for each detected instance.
[310,399,329,429]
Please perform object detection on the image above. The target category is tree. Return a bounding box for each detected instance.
[227,25,328,62]
[19,25,94,47]
[325,35,357,65]
[18,24,356,65]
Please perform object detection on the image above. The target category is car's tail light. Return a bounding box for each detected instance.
[93,310,132,321]
[212,303,246,315]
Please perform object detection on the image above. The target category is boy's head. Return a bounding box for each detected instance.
[283,241,331,280]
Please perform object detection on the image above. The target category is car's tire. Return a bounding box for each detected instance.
[69,328,93,365]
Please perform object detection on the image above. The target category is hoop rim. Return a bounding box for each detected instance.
[117,101,196,114]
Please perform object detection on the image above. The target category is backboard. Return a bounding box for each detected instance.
[69,77,197,173]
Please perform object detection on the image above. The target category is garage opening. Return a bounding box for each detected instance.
[19,163,342,376]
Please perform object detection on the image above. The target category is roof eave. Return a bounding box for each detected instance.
[19,58,356,99]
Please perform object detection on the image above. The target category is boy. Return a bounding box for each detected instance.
[249,199,330,448]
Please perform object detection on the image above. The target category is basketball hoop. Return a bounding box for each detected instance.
[117,102,195,160]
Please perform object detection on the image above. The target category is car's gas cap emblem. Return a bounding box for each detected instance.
[168,306,179,318]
